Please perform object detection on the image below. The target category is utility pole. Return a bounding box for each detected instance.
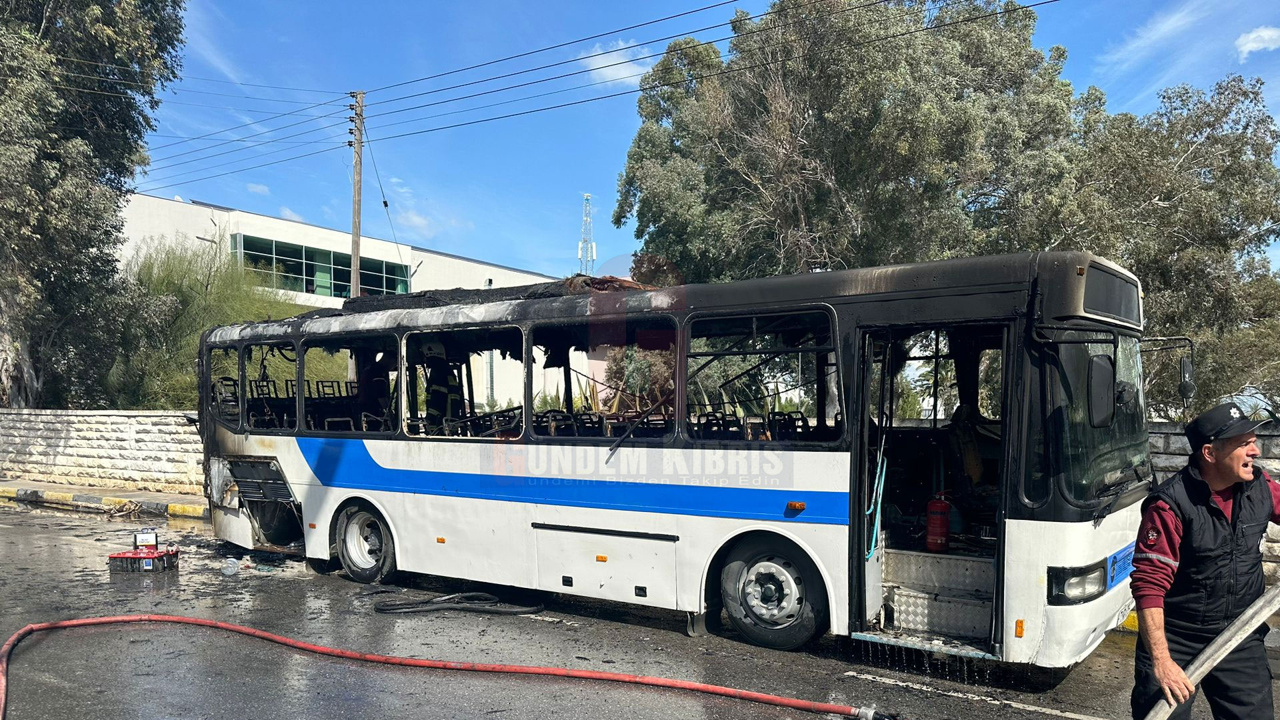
[348,90,365,298]
[485,278,495,407]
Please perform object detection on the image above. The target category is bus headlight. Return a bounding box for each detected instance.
[1047,560,1108,605]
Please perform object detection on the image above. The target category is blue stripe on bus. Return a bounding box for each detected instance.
[294,437,850,525]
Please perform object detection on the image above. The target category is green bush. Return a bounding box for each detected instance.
[106,235,306,409]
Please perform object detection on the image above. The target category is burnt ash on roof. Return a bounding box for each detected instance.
[340,275,654,313]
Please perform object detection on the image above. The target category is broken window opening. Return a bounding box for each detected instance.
[405,326,524,439]
[686,311,842,444]
[302,335,399,434]
[244,342,298,431]
[530,316,676,439]
[208,346,241,427]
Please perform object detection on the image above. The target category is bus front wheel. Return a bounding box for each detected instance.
[336,505,397,584]
[720,536,827,650]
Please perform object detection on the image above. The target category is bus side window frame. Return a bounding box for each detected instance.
[206,343,243,432]
[525,313,680,445]
[403,324,526,441]
[682,304,846,450]
[241,339,300,436]
[298,331,402,439]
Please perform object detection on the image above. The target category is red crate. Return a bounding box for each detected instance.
[108,548,180,572]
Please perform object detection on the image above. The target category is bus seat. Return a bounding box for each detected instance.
[575,412,605,437]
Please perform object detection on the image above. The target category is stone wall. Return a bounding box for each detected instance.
[1149,421,1280,582]
[0,409,202,495]
[1148,420,1280,479]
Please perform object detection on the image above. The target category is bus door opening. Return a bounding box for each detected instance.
[861,325,1005,646]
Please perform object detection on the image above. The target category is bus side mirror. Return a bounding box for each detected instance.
[1088,354,1116,428]
[1179,355,1196,400]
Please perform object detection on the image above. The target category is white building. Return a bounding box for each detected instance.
[121,193,554,309]
[122,193,555,409]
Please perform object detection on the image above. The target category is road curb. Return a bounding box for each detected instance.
[0,485,209,521]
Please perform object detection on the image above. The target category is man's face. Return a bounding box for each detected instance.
[1208,433,1261,484]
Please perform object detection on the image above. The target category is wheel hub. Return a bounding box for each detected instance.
[345,511,383,570]
[743,560,801,625]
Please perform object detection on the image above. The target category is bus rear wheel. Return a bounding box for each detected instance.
[720,536,826,650]
[336,505,397,584]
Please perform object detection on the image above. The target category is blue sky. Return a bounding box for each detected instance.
[135,0,1280,278]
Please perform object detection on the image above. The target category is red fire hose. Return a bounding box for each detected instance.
[0,615,893,720]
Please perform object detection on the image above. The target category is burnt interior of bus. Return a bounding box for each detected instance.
[301,335,400,433]
[529,316,676,438]
[864,324,1005,643]
[685,311,842,443]
[405,326,524,438]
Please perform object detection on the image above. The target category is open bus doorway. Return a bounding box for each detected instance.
[859,324,1007,652]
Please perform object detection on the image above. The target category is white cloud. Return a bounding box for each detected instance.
[246,183,270,195]
[397,209,435,239]
[1095,0,1212,78]
[577,39,655,87]
[1237,26,1280,63]
[184,3,245,86]
[280,207,304,222]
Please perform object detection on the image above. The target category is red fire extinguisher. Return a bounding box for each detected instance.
[926,494,951,553]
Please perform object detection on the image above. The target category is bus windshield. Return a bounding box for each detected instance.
[1029,332,1149,506]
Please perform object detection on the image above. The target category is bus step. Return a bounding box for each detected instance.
[886,585,991,640]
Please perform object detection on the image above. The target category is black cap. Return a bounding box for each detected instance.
[1186,402,1270,453]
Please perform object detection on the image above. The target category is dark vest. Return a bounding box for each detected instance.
[1146,465,1273,634]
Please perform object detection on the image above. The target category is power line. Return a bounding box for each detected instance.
[48,53,342,94]
[142,128,350,184]
[137,145,346,192]
[361,123,400,245]
[366,0,740,94]
[364,1,799,110]
[137,2,811,169]
[145,132,345,144]
[149,105,349,162]
[148,120,349,172]
[40,67,348,104]
[25,80,347,115]
[147,93,352,151]
[370,2,884,137]
[137,1,1058,193]
[361,0,885,122]
[365,0,1056,145]
[52,124,343,144]
[141,3,756,166]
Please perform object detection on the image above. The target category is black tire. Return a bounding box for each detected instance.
[720,535,827,650]
[335,504,397,584]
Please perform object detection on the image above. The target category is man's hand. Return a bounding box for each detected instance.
[1139,606,1196,707]
[1153,655,1196,707]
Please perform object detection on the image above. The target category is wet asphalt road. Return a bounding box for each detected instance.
[0,501,1260,720]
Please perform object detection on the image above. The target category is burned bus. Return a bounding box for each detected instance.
[197,251,1149,667]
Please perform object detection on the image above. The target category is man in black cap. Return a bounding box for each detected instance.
[1130,402,1280,720]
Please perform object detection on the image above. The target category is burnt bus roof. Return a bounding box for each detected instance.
[203,251,1141,345]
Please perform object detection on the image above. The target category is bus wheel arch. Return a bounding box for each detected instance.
[331,497,399,584]
[703,529,832,650]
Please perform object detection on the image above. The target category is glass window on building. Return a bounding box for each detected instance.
[233,235,409,299]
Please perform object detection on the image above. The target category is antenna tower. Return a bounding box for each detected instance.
[578,193,596,276]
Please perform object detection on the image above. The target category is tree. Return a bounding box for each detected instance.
[615,0,1074,282]
[106,235,306,410]
[614,0,1280,415]
[1040,78,1280,418]
[0,1,184,408]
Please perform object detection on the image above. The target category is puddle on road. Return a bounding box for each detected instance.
[0,501,311,613]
